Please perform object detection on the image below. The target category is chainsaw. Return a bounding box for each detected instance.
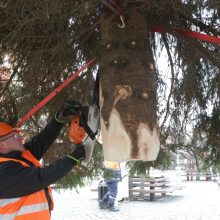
[68,73,100,164]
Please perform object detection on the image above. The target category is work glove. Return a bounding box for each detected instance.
[55,101,82,123]
[67,143,86,164]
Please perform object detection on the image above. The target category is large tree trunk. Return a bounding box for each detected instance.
[99,9,160,162]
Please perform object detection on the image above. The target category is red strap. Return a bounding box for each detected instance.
[150,27,166,33]
[111,0,125,19]
[176,29,220,45]
[151,27,220,45]
[16,58,96,127]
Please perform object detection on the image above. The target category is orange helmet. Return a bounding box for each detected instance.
[0,122,19,137]
[68,116,86,144]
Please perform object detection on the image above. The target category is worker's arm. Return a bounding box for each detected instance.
[24,118,64,160]
[24,101,83,160]
[0,146,85,198]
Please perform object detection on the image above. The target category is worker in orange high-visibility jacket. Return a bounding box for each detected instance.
[0,101,88,220]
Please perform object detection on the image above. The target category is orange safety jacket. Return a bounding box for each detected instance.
[0,150,53,220]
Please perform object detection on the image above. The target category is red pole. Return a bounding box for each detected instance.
[16,58,96,127]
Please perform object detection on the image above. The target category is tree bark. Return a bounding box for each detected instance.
[99,9,160,162]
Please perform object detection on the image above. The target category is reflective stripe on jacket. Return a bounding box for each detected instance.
[0,150,53,220]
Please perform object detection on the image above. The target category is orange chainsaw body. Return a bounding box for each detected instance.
[68,115,86,144]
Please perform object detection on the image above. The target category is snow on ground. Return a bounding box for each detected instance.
[51,170,220,220]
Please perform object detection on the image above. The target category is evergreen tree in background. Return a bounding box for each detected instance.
[0,1,220,186]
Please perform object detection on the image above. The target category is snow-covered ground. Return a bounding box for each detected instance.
[51,170,220,220]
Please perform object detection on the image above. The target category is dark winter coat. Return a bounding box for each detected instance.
[0,118,76,208]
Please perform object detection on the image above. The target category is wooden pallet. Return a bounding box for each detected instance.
[129,176,184,201]
[184,171,216,181]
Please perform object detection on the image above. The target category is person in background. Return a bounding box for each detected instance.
[0,101,89,220]
[99,161,122,212]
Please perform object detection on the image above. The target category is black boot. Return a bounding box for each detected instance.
[99,200,109,209]
[108,204,119,212]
